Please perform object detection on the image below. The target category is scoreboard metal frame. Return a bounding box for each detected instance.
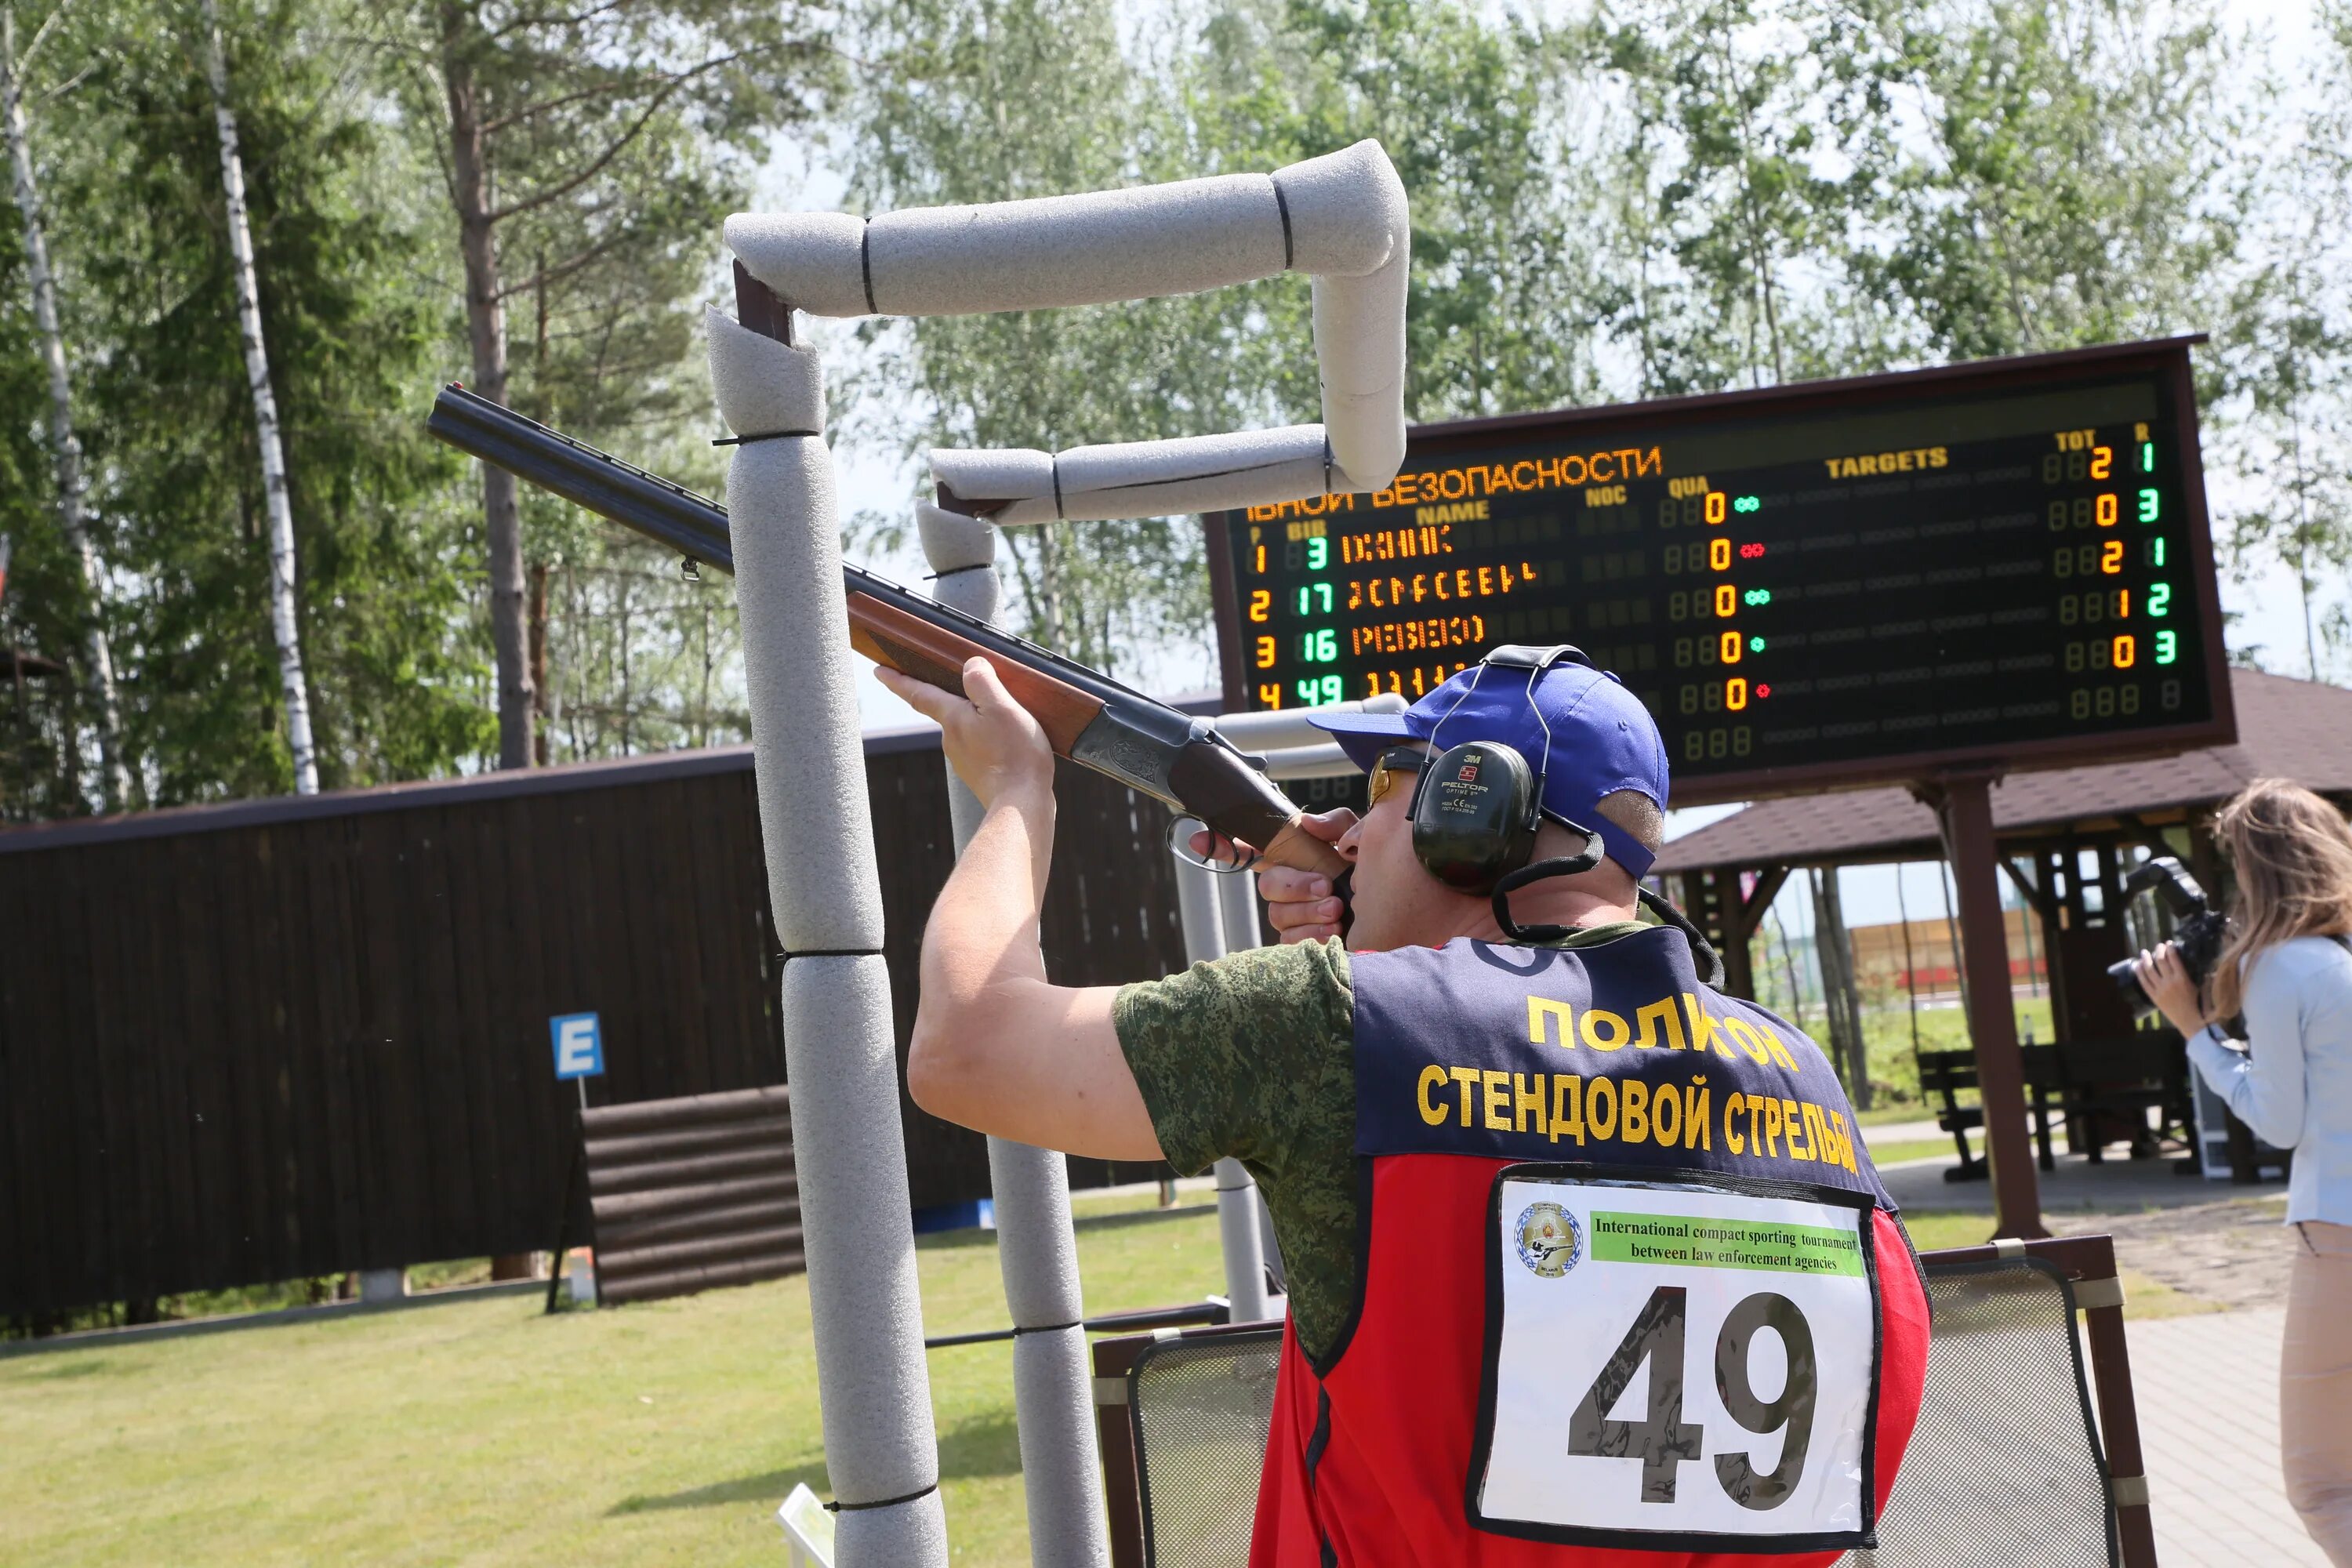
[1207,337,2234,808]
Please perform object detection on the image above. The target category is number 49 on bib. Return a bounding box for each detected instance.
[1469,1168,1884,1554]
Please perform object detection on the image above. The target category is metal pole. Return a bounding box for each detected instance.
[920,504,1109,1568]
[712,299,947,1564]
[1172,849,1272,1322]
[1922,772,2048,1239]
[1216,862,1264,957]
[1214,866,1290,1296]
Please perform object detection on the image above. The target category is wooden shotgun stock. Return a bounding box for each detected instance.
[426,383,1348,881]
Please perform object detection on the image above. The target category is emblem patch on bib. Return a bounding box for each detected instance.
[1515,1201,1582,1277]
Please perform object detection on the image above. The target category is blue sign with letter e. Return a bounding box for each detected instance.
[550,1013,604,1080]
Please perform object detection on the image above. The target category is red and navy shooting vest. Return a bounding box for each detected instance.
[1247,927,1929,1566]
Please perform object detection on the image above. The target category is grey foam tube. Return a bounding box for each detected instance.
[1217,866,1265,960]
[1171,853,1272,1323]
[931,426,1335,525]
[728,172,1285,320]
[711,309,949,1565]
[1276,141,1410,487]
[920,503,1111,1568]
[731,139,1411,498]
[1214,869,1285,1312]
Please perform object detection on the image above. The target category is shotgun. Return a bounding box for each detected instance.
[427,384,1348,880]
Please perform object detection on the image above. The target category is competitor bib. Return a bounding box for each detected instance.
[1468,1166,1882,1555]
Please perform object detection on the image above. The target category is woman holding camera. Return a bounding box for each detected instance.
[2136,778,2352,1564]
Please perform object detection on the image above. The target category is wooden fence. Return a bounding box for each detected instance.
[0,731,1186,1317]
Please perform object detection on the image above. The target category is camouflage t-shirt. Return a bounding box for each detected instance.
[1112,922,1649,1365]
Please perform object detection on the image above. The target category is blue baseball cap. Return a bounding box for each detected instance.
[1308,648,1671,877]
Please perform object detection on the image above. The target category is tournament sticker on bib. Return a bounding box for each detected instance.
[1470,1168,1881,1552]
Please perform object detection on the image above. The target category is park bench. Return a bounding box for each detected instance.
[1092,1233,2154,1568]
[1918,1048,2072,1179]
[2047,1034,2195,1167]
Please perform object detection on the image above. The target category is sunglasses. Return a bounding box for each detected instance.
[1367,746,1432,809]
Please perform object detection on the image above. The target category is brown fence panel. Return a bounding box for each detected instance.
[0,730,1189,1318]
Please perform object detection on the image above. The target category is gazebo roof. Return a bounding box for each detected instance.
[1653,668,2352,873]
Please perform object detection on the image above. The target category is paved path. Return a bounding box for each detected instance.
[2129,1307,2328,1566]
[1878,1149,2269,1216]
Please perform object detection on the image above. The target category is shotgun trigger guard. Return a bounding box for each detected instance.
[1167,814,1258,876]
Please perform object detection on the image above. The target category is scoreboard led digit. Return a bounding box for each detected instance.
[1209,339,2233,804]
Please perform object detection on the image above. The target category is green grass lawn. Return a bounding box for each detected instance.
[1864,1135,1970,1166]
[0,1195,1225,1567]
[2,1179,2204,1565]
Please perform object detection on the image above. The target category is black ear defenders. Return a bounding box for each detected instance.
[1396,644,1725,978]
[1404,646,1606,938]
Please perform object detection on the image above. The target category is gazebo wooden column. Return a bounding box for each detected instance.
[1918,772,2048,1239]
[1680,864,1788,1002]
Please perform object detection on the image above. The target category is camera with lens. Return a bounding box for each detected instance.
[2107,856,2230,1018]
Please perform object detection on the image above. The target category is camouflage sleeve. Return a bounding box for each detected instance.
[1112,938,1355,1180]
[1115,939,1363,1359]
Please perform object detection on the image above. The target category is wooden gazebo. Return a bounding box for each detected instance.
[1654,668,2352,1216]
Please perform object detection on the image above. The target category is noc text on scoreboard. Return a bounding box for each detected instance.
[1212,341,2230,799]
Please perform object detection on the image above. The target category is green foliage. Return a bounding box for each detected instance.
[2208,1,2352,676]
[1831,0,2243,361]
[0,0,488,814]
[5,0,2351,816]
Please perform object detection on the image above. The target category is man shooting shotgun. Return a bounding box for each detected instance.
[426,384,1344,881]
[434,387,1929,1566]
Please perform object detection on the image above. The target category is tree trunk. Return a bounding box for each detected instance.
[1811,867,1871,1110]
[201,0,318,795]
[3,9,129,810]
[528,560,550,764]
[438,2,532,769]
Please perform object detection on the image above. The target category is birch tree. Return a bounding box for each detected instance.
[198,0,316,793]
[2,0,129,808]
[403,0,829,770]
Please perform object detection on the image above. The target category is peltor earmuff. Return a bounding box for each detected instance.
[1408,739,1542,893]
[1406,645,1607,920]
[1385,641,1726,976]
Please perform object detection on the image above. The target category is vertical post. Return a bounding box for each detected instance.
[2071,1236,2160,1567]
[713,281,948,1564]
[1216,864,1263,957]
[1922,772,2048,1239]
[919,500,1109,1568]
[1172,849,1272,1323]
[1810,868,1871,1110]
[1711,867,1756,1000]
[1216,869,1288,1292]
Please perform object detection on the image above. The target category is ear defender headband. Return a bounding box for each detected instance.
[1402,644,1726,978]
[1407,645,1607,941]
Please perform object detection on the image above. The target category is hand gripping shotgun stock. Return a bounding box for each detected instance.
[427,385,1347,880]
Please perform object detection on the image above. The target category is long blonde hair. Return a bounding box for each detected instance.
[2206,779,2352,1019]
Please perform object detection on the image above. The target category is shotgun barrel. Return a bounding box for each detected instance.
[426,384,1347,880]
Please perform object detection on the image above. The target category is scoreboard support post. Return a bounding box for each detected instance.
[1920,771,2049,1239]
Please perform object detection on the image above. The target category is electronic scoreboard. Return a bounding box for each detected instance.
[1208,339,2233,805]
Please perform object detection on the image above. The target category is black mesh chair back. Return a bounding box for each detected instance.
[1127,1327,1284,1568]
[1842,1256,2117,1566]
